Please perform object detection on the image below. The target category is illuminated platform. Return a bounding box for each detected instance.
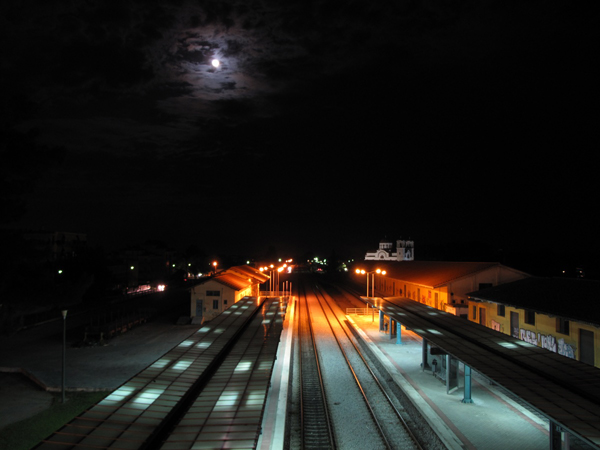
[366,296,600,448]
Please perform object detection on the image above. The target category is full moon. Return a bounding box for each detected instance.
[211,59,220,68]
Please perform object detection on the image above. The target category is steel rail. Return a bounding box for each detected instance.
[312,281,423,450]
[298,282,336,450]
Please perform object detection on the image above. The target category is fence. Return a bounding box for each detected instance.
[346,308,371,315]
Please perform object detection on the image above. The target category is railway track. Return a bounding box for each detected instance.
[298,283,336,449]
[295,278,423,450]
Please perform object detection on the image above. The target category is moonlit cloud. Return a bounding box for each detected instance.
[2,0,599,254]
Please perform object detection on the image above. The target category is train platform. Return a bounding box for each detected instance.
[346,313,552,450]
[0,295,564,449]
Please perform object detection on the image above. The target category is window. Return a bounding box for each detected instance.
[472,305,477,320]
[497,304,505,317]
[207,290,220,296]
[556,317,570,335]
[213,299,219,309]
[524,310,535,326]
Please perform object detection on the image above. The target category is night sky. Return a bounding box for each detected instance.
[1,0,598,262]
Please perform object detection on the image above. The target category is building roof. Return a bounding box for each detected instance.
[211,272,253,291]
[225,265,270,284]
[189,272,252,292]
[467,277,600,326]
[189,265,269,293]
[354,260,526,288]
[367,296,600,448]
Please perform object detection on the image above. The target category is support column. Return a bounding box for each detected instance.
[446,355,459,394]
[549,421,562,450]
[462,364,474,403]
[422,338,429,371]
[396,321,403,345]
[564,430,571,450]
[379,310,384,331]
[390,319,395,340]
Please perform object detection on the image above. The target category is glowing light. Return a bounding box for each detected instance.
[132,388,164,408]
[216,391,239,407]
[235,361,253,372]
[211,59,220,68]
[151,359,171,369]
[172,360,192,371]
[102,385,136,403]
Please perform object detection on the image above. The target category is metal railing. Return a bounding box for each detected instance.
[260,291,293,298]
[345,308,371,315]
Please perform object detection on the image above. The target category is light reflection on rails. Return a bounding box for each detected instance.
[309,280,423,450]
[298,282,336,450]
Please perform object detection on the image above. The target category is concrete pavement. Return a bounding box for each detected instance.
[0,311,201,430]
[347,313,551,450]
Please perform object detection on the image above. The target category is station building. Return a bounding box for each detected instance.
[467,277,600,367]
[355,260,530,317]
[189,265,270,323]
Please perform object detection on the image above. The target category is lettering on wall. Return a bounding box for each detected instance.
[519,329,576,359]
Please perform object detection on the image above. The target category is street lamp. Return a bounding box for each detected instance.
[355,268,386,297]
[277,266,284,295]
[61,309,68,403]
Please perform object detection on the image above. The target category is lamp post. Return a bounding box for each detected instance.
[355,268,386,297]
[277,266,284,295]
[268,265,275,292]
[61,309,68,403]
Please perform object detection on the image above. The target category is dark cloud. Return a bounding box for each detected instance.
[1,0,599,257]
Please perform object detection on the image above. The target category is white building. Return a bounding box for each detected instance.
[365,237,414,261]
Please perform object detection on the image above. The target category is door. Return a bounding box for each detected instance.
[510,311,519,338]
[580,329,595,366]
[479,307,486,326]
[195,299,203,320]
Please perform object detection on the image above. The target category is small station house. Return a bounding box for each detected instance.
[189,265,269,323]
